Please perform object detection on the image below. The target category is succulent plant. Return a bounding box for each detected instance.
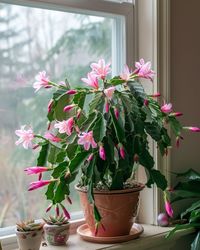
[16,220,44,232]
[43,214,69,226]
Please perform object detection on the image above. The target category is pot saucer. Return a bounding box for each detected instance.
[77,223,143,244]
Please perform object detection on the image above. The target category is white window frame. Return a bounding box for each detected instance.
[0,0,135,246]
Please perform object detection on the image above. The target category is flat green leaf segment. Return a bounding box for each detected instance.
[167,168,200,249]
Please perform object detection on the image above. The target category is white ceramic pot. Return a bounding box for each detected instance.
[44,223,70,245]
[16,228,43,250]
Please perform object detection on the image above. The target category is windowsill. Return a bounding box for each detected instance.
[4,223,194,250]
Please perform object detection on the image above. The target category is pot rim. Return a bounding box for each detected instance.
[75,182,145,195]
[44,223,70,228]
[15,228,43,234]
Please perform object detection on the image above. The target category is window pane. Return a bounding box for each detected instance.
[0,3,123,228]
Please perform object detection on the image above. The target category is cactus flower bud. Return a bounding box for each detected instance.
[105,101,109,113]
[47,99,54,113]
[114,107,119,120]
[63,104,76,112]
[144,99,149,106]
[55,204,60,216]
[60,204,71,219]
[119,144,125,159]
[87,153,94,162]
[150,93,161,98]
[46,203,53,213]
[99,145,106,160]
[66,89,77,95]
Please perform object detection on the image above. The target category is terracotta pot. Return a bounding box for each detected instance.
[75,184,144,237]
[43,223,70,245]
[16,228,43,250]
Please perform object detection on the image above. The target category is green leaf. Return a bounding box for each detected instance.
[45,182,56,200]
[52,162,68,178]
[127,80,146,101]
[37,143,49,166]
[87,181,94,204]
[94,204,102,222]
[181,200,200,218]
[54,94,73,121]
[54,179,69,203]
[166,223,198,239]
[146,169,167,190]
[89,92,104,112]
[145,122,162,141]
[73,91,86,109]
[174,169,200,181]
[69,151,90,174]
[48,146,59,164]
[191,231,200,250]
[139,146,154,170]
[108,76,125,86]
[110,108,125,142]
[168,116,182,136]
[92,113,106,142]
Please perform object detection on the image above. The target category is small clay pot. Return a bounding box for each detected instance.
[76,183,144,237]
[16,228,43,250]
[43,223,70,245]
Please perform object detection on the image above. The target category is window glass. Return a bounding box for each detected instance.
[0,2,121,227]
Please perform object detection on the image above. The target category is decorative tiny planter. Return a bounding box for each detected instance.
[15,220,44,250]
[43,214,70,245]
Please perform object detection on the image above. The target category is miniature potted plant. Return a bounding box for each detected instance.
[43,213,70,245]
[15,220,44,250]
[15,58,200,240]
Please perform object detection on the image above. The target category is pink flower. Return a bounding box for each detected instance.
[44,132,61,142]
[99,145,106,160]
[28,179,56,191]
[185,126,200,132]
[114,107,119,120]
[165,200,174,218]
[54,118,74,136]
[105,102,110,113]
[60,204,70,219]
[81,72,99,89]
[66,89,77,95]
[119,145,125,159]
[47,99,54,113]
[150,93,161,98]
[104,87,115,100]
[24,166,50,175]
[63,104,76,112]
[120,65,132,81]
[134,59,155,81]
[161,103,172,113]
[90,59,111,80]
[15,125,34,149]
[78,131,97,151]
[33,71,51,92]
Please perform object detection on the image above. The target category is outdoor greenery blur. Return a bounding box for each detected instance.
[0,3,112,227]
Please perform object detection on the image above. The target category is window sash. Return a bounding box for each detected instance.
[0,0,134,238]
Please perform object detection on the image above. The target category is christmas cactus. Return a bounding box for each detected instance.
[15,58,200,224]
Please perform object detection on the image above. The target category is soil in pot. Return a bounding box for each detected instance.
[16,228,43,250]
[76,182,144,237]
[44,223,70,245]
